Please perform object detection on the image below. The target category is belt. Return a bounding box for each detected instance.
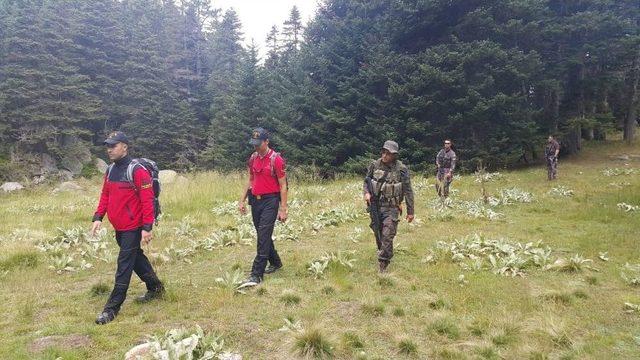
[254,192,279,200]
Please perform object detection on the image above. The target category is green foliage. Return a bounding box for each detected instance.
[2,0,638,175]
[361,303,385,317]
[341,332,364,350]
[0,251,39,271]
[89,282,111,297]
[280,290,302,306]
[430,318,461,340]
[397,338,418,355]
[293,329,334,359]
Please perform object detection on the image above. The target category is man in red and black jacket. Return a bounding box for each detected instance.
[91,131,164,325]
[238,128,288,288]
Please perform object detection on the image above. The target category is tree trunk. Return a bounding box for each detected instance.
[563,126,582,155]
[624,48,640,143]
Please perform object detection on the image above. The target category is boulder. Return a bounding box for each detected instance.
[94,158,109,174]
[54,181,83,192]
[59,135,92,175]
[176,175,188,184]
[124,342,155,360]
[57,170,74,181]
[32,175,47,185]
[611,154,630,161]
[40,153,58,174]
[159,170,178,184]
[1,182,24,192]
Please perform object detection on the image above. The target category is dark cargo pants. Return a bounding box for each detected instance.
[103,229,161,314]
[250,194,282,278]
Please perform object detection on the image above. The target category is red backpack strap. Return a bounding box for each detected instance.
[248,152,258,170]
[269,152,281,179]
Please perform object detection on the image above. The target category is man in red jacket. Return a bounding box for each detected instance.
[238,128,288,288]
[91,131,164,325]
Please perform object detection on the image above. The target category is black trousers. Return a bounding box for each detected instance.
[103,229,160,313]
[250,194,282,277]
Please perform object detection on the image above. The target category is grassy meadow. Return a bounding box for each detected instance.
[0,137,639,359]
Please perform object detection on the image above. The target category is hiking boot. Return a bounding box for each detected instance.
[95,310,116,325]
[378,261,389,273]
[264,264,283,274]
[135,283,165,304]
[238,275,262,289]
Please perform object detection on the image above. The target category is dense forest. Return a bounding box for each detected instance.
[0,0,639,180]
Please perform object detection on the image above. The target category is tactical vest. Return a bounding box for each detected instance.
[370,160,404,206]
[437,149,456,169]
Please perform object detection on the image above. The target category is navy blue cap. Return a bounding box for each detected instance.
[249,127,269,146]
[104,131,129,145]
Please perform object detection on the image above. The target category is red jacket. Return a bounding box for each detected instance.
[249,149,286,195]
[93,156,154,232]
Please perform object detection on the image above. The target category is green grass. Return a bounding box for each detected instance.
[397,338,418,356]
[0,251,39,271]
[430,317,461,340]
[1,137,640,358]
[294,329,334,359]
[341,331,364,350]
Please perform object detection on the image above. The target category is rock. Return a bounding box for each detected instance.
[159,170,178,184]
[125,342,156,360]
[612,154,630,161]
[1,182,24,192]
[59,135,92,175]
[218,353,243,360]
[40,153,58,174]
[29,334,91,353]
[32,175,47,185]
[94,158,109,174]
[54,181,83,192]
[60,158,85,175]
[57,170,74,181]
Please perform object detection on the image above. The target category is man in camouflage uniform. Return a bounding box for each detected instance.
[435,139,457,198]
[545,135,560,180]
[364,140,415,273]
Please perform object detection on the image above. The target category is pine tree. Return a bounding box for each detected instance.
[200,8,248,170]
[118,0,199,169]
[0,0,101,169]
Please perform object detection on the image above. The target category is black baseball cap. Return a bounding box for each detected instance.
[249,127,269,146]
[104,131,129,145]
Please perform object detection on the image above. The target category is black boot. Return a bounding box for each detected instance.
[264,263,283,274]
[95,309,117,325]
[136,273,165,303]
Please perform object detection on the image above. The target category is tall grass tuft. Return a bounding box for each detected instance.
[293,329,334,359]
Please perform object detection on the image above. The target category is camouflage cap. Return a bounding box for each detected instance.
[382,140,399,154]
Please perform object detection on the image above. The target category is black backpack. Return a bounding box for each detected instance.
[107,158,162,224]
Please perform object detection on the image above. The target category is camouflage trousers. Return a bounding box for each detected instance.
[371,205,400,264]
[436,168,453,197]
[547,157,557,180]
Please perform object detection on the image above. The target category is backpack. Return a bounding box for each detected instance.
[249,151,288,190]
[107,158,162,224]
